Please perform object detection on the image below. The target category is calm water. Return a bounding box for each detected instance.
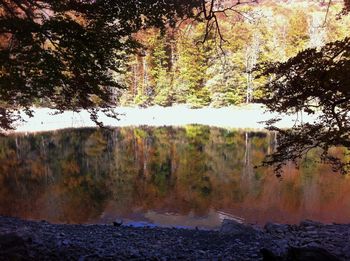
[0,126,349,228]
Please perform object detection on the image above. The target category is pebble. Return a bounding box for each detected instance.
[1,216,349,260]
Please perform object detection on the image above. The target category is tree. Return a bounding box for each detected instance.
[257,36,350,174]
[0,0,201,130]
[205,17,253,106]
[147,31,173,106]
[2,0,350,177]
[197,0,350,175]
[174,23,212,107]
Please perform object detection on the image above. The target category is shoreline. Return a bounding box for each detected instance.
[0,216,349,260]
[9,104,318,134]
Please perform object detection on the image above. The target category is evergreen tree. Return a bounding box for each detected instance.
[174,24,211,107]
[148,31,173,106]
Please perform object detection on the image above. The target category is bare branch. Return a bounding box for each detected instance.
[323,0,332,26]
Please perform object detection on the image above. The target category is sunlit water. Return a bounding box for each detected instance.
[0,126,349,229]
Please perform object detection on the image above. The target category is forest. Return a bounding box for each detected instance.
[1,1,350,259]
[115,1,350,108]
[0,0,349,172]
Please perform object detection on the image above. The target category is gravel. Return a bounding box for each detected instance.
[0,216,349,260]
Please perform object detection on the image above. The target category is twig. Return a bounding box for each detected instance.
[323,0,332,26]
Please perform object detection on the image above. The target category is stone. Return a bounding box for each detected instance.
[220,219,258,235]
[287,247,340,261]
[300,220,322,228]
[0,232,29,259]
[264,222,289,234]
[260,248,283,261]
[0,232,26,250]
[304,242,320,248]
[306,230,318,236]
[1,215,350,260]
[342,245,350,254]
[113,219,123,227]
[276,239,289,248]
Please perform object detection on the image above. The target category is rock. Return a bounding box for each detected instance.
[0,232,26,250]
[198,250,206,255]
[113,219,123,227]
[300,220,322,228]
[260,248,283,261]
[287,247,340,261]
[264,222,289,234]
[275,239,289,252]
[306,230,318,236]
[342,245,350,255]
[0,216,349,260]
[304,242,320,248]
[0,232,29,259]
[220,219,258,235]
[78,253,100,261]
[262,246,340,261]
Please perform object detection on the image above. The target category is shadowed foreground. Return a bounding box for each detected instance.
[0,216,349,260]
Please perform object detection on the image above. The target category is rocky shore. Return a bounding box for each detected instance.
[0,216,349,260]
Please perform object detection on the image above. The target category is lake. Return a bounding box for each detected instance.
[0,126,349,229]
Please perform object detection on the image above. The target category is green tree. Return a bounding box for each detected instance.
[205,19,250,106]
[147,31,173,106]
[174,23,211,107]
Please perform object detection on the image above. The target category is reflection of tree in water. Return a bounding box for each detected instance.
[243,132,252,176]
[0,129,111,223]
[0,126,349,225]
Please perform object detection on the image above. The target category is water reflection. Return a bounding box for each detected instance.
[0,126,349,228]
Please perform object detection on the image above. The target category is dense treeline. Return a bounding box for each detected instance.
[116,2,350,108]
